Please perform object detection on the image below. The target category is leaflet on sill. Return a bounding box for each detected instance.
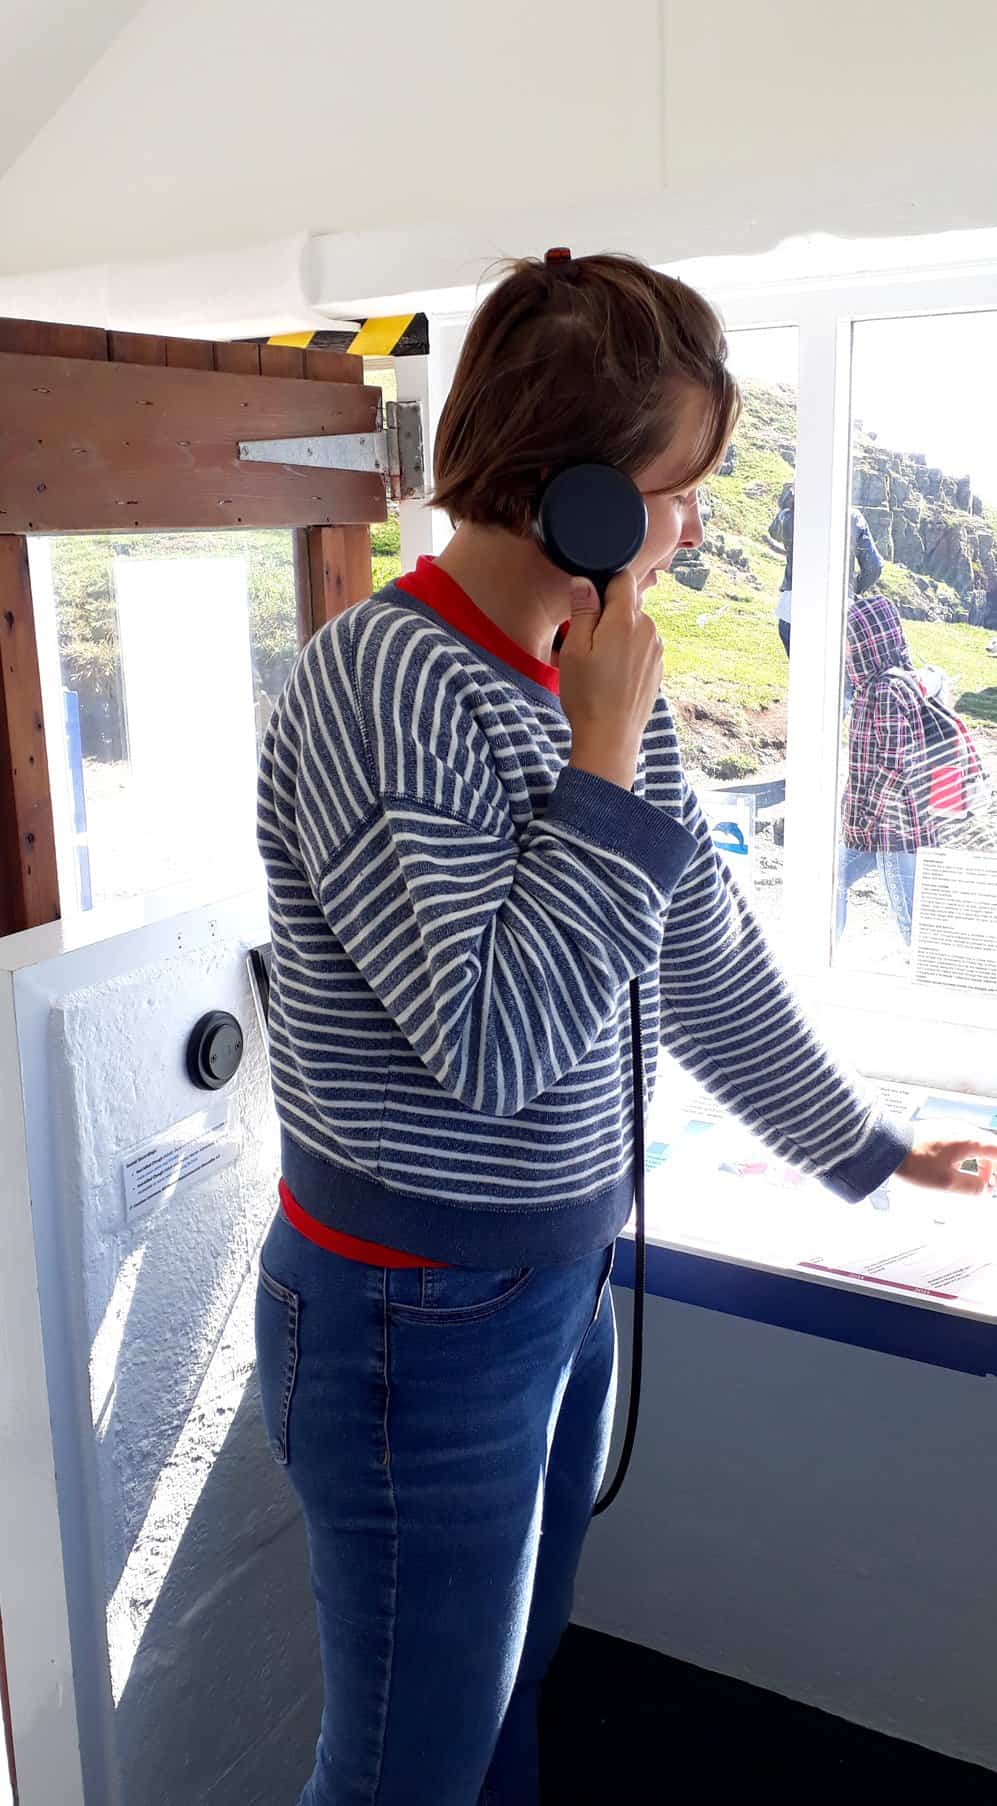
[799,1226,997,1307]
[644,1068,997,1304]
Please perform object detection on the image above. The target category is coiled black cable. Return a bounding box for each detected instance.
[592,974,645,1516]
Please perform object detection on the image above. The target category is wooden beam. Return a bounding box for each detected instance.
[107,330,166,366]
[0,351,387,532]
[304,346,363,386]
[259,344,306,380]
[293,529,316,646]
[0,537,60,934]
[0,318,107,360]
[303,526,373,635]
[165,336,215,371]
[213,341,261,376]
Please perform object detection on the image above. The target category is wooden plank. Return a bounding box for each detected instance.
[259,344,305,379]
[107,331,166,366]
[165,336,215,371]
[0,537,60,934]
[304,346,363,386]
[304,525,373,632]
[213,341,261,376]
[0,351,387,532]
[0,317,107,360]
[293,528,316,646]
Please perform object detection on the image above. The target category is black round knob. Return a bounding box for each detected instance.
[186,1011,244,1091]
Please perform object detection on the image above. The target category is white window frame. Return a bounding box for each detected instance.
[707,262,997,1062]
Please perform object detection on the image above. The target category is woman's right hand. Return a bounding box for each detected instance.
[560,570,663,792]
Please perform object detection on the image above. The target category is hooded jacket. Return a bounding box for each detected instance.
[841,595,933,853]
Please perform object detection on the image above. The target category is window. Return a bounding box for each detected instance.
[646,327,799,937]
[833,312,997,987]
[620,243,997,1333]
[29,531,298,915]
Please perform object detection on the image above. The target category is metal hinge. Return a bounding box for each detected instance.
[238,398,426,501]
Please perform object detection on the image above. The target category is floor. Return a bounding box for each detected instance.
[540,1627,996,1803]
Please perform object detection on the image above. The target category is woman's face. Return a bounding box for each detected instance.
[632,384,715,594]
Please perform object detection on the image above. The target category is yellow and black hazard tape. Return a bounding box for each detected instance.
[255,313,429,359]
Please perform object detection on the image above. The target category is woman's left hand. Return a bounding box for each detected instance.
[896,1129,997,1197]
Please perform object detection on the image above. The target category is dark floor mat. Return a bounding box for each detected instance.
[540,1626,995,1803]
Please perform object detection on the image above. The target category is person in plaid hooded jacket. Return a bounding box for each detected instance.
[838,594,927,946]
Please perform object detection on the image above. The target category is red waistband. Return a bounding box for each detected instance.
[279,1179,448,1267]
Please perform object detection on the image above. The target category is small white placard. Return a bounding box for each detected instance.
[912,848,997,994]
[121,1104,240,1225]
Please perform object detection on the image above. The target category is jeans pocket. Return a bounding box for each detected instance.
[388,1264,534,1326]
[255,1260,300,1465]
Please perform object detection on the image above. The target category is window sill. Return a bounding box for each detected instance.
[614,1072,997,1378]
[612,1231,997,1379]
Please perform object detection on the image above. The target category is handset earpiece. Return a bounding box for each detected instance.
[534,463,648,608]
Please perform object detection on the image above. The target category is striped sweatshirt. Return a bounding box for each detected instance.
[257,560,912,1267]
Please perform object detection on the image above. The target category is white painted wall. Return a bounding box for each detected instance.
[1,897,320,1806]
[2,0,997,330]
[578,1287,997,1773]
[0,976,85,1806]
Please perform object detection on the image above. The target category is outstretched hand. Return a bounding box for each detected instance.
[896,1129,997,1197]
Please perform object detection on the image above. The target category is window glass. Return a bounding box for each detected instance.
[646,327,799,937]
[29,530,298,915]
[834,314,997,988]
[363,362,403,588]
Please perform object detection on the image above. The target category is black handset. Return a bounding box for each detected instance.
[533,460,649,1517]
[534,462,648,607]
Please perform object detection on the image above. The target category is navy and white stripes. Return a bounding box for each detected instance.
[258,584,910,1266]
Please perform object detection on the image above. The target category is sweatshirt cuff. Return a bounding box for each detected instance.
[545,766,697,896]
[821,1114,915,1204]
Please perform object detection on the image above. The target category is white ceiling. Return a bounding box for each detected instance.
[1,0,997,334]
[0,0,148,183]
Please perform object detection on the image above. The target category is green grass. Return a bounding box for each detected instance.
[905,618,997,727]
[647,576,787,714]
[709,448,793,545]
[372,513,402,591]
[645,569,997,739]
[371,516,400,558]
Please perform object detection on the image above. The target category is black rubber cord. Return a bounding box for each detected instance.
[591,974,646,1516]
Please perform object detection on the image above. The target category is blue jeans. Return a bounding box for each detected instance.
[255,1210,616,1806]
[837,846,917,945]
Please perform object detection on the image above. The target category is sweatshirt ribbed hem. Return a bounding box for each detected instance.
[281,1130,635,1268]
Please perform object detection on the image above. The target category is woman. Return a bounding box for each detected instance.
[838,593,927,945]
[255,252,993,1806]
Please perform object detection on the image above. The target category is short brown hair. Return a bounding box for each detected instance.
[433,252,740,534]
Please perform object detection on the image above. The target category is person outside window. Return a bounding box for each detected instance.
[770,485,883,657]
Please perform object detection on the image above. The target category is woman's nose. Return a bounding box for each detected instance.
[682,501,705,550]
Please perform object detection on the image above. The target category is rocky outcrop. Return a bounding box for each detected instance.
[672,529,755,592]
[853,438,997,626]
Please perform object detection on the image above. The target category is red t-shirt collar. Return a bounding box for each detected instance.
[397,557,560,695]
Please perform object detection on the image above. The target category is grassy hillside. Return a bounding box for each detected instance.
[644,379,795,773]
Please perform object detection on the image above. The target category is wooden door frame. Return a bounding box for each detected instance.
[0,318,378,938]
